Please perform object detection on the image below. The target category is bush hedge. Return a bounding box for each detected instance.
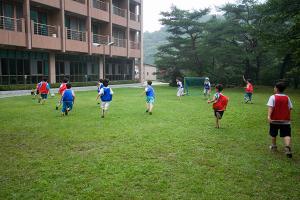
[0,80,139,91]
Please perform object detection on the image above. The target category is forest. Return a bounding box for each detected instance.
[144,0,300,88]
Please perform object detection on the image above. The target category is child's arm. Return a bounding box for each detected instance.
[267,106,273,123]
[207,96,217,104]
[243,75,247,83]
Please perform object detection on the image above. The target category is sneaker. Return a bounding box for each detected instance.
[38,98,41,103]
[269,145,277,151]
[149,112,152,115]
[145,110,149,113]
[101,115,104,118]
[284,146,292,158]
[65,110,68,116]
[56,106,58,110]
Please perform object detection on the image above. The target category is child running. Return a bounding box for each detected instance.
[267,82,293,158]
[96,79,113,118]
[61,83,75,116]
[176,78,184,100]
[207,84,228,128]
[144,80,155,115]
[38,78,50,104]
[243,75,254,103]
[96,79,104,105]
[203,77,211,98]
[56,78,68,110]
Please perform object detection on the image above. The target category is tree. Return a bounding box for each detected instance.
[155,6,210,78]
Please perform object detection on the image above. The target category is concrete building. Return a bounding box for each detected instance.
[0,0,143,85]
[144,63,156,81]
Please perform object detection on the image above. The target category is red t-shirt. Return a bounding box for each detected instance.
[245,83,253,93]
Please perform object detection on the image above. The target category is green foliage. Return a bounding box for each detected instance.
[0,86,300,199]
[153,0,300,88]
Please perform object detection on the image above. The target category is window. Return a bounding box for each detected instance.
[17,60,23,75]
[56,61,65,75]
[37,61,43,74]
[24,60,30,75]
[9,59,16,75]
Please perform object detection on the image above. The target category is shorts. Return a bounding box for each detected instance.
[101,101,110,110]
[146,96,155,104]
[269,123,291,137]
[244,92,252,101]
[41,93,48,99]
[204,89,211,95]
[177,88,184,96]
[62,101,73,112]
[214,110,224,119]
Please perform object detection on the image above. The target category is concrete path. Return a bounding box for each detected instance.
[0,82,168,99]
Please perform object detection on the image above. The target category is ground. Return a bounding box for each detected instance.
[0,86,299,199]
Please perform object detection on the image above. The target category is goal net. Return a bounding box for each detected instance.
[184,77,207,96]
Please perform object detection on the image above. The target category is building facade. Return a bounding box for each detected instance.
[0,0,143,85]
[141,63,156,81]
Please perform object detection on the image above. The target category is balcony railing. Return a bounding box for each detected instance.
[33,22,58,37]
[130,12,140,22]
[66,29,86,42]
[113,6,126,18]
[113,37,127,48]
[93,34,109,44]
[93,0,108,11]
[72,0,85,4]
[0,16,23,32]
[130,41,140,49]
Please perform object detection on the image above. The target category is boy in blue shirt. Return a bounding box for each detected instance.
[61,83,75,116]
[144,80,155,115]
[96,79,104,105]
[204,77,211,99]
[96,79,113,118]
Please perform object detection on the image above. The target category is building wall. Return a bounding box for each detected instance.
[0,0,143,85]
[144,64,156,81]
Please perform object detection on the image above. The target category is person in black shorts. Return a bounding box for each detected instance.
[267,82,293,158]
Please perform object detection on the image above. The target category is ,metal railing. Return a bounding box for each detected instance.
[113,5,126,18]
[0,16,23,32]
[66,29,86,42]
[112,37,127,48]
[130,41,140,49]
[33,22,58,37]
[130,12,140,22]
[93,34,109,44]
[72,0,85,4]
[93,0,108,11]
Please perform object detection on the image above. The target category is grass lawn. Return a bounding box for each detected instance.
[0,86,299,199]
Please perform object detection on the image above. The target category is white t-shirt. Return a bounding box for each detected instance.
[267,94,292,124]
[177,81,183,88]
[99,88,114,95]
[267,94,292,109]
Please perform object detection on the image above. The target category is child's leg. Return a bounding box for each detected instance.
[61,102,67,115]
[283,136,291,147]
[146,102,149,112]
[149,103,153,112]
[215,117,220,128]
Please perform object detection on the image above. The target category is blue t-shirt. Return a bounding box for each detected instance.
[146,85,155,98]
[62,89,74,102]
[204,82,211,90]
[100,87,113,102]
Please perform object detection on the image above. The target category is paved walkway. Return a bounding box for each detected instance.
[0,82,168,99]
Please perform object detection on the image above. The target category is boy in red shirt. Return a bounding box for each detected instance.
[243,75,253,103]
[267,82,293,158]
[38,78,50,104]
[208,84,229,129]
[56,78,68,110]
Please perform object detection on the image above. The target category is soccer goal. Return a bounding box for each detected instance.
[184,77,207,96]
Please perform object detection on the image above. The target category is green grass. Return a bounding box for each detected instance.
[0,86,299,199]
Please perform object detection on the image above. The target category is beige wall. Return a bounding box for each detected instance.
[144,64,157,81]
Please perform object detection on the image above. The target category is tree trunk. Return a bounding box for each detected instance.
[280,54,291,79]
[256,54,261,83]
[244,58,251,77]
